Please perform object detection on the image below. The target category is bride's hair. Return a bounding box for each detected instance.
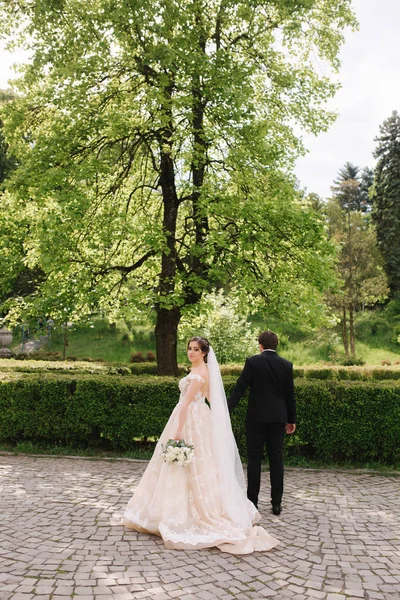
[187,336,210,363]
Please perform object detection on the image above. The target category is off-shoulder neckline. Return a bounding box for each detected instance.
[187,372,206,384]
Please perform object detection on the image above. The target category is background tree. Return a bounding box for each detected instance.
[0,0,356,373]
[325,196,388,359]
[331,161,373,212]
[359,167,374,211]
[372,110,400,296]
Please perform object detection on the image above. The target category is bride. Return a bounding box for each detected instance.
[123,336,279,554]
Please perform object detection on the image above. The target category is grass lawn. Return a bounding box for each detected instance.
[280,340,400,367]
[8,309,400,367]
[13,319,155,364]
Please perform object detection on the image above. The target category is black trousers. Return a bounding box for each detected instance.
[246,421,286,507]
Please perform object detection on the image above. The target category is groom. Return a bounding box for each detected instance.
[227,330,296,516]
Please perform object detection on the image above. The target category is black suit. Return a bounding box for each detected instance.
[228,350,296,508]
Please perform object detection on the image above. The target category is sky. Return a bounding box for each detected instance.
[295,0,400,198]
[1,0,399,200]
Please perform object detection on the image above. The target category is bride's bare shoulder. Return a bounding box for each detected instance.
[199,368,209,383]
[189,368,208,383]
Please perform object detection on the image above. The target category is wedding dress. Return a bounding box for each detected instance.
[123,349,279,554]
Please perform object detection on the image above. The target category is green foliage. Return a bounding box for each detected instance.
[372,111,400,295]
[325,195,388,357]
[19,317,155,363]
[0,373,179,450]
[326,199,389,308]
[294,380,400,463]
[4,359,400,380]
[355,309,400,350]
[0,372,399,464]
[179,290,258,364]
[331,162,373,212]
[0,0,356,373]
[0,88,18,186]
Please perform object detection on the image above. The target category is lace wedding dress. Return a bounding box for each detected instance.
[123,369,279,554]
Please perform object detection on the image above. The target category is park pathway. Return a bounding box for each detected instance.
[0,455,399,600]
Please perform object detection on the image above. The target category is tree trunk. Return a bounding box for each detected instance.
[342,305,349,357]
[155,307,181,375]
[62,325,68,360]
[349,305,355,357]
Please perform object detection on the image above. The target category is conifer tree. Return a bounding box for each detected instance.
[372,110,400,295]
[332,162,373,212]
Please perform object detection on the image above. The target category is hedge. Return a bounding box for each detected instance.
[0,373,399,463]
[2,358,400,380]
[221,365,400,381]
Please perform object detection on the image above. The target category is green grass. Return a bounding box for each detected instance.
[13,318,156,364]
[280,340,400,367]
[8,306,400,367]
[0,440,154,460]
[1,441,398,473]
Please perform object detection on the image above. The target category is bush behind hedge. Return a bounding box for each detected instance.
[0,373,399,463]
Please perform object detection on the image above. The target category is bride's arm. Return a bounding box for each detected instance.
[174,378,204,440]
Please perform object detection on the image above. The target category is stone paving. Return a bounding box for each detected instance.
[0,455,399,600]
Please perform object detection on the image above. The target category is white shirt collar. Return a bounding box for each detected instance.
[262,349,276,353]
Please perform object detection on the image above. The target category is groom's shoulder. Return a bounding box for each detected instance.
[254,352,292,368]
[276,354,293,370]
[247,353,264,364]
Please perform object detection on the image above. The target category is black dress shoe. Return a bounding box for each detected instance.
[272,503,282,516]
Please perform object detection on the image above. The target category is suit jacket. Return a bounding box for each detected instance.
[228,351,296,424]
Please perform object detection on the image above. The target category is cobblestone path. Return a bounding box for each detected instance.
[0,455,399,600]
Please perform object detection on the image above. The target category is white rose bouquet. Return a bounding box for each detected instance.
[160,439,195,467]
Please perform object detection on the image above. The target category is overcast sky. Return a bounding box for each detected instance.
[1,0,399,200]
[295,0,400,198]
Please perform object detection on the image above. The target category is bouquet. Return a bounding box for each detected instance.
[160,439,195,467]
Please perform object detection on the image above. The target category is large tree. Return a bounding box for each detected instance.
[0,0,355,373]
[372,110,400,296]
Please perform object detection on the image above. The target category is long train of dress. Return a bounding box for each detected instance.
[123,373,279,554]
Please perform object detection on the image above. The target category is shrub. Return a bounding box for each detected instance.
[292,380,400,463]
[130,352,145,363]
[179,290,258,364]
[370,369,400,381]
[146,351,156,362]
[129,362,158,374]
[341,357,365,366]
[303,368,333,380]
[0,373,399,464]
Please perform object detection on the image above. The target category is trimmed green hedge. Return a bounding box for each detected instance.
[221,364,400,381]
[0,359,188,376]
[2,358,400,380]
[0,373,399,463]
[292,380,400,463]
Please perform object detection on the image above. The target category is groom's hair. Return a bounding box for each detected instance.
[258,330,278,350]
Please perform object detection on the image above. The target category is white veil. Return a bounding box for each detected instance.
[207,347,253,531]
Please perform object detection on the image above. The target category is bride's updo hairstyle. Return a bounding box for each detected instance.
[187,336,210,363]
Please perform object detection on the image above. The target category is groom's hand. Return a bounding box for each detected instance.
[285,423,296,434]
